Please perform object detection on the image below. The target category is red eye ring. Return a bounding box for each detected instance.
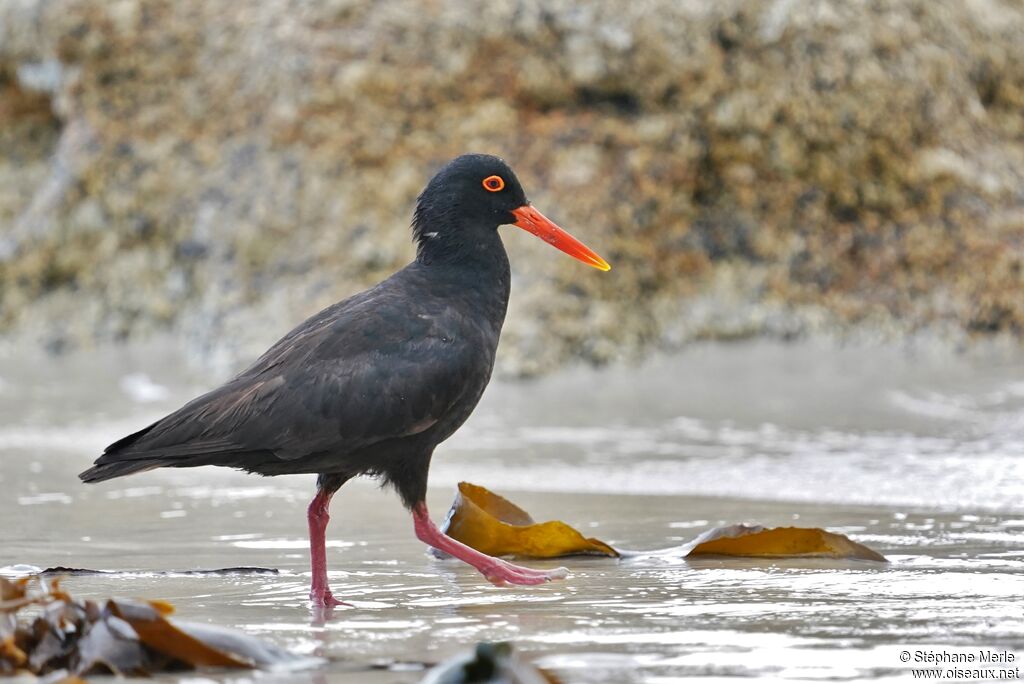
[482,175,505,192]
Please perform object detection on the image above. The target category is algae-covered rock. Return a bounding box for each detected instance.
[0,0,1022,375]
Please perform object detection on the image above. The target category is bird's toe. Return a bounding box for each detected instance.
[547,566,570,581]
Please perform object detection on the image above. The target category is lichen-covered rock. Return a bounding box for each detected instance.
[1,0,1022,375]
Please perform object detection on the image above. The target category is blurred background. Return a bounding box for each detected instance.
[2,2,1024,681]
[1,0,1021,376]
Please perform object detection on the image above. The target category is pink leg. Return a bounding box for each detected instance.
[307,488,350,607]
[412,503,569,586]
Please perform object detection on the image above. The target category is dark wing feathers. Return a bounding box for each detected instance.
[85,270,478,477]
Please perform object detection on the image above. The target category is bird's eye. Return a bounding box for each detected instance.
[482,175,505,192]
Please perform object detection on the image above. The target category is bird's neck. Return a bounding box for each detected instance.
[413,225,511,327]
[415,220,510,278]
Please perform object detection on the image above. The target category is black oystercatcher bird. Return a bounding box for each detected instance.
[79,154,610,607]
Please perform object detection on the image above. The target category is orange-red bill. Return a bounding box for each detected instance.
[510,205,611,271]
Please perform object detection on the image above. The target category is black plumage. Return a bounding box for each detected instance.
[80,153,609,606]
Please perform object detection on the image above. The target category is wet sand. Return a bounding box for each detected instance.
[2,340,1023,681]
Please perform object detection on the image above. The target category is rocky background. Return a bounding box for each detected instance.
[1,0,1022,376]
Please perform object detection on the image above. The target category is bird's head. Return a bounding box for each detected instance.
[412,154,610,271]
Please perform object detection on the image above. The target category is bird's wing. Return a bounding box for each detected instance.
[97,284,484,466]
[100,340,475,466]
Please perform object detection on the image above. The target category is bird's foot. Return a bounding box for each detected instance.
[479,559,570,587]
[310,589,353,608]
[412,502,570,587]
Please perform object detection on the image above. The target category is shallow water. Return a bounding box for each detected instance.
[1,340,1023,682]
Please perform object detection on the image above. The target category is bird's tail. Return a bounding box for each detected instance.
[79,459,169,483]
[80,414,269,483]
[79,421,169,483]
